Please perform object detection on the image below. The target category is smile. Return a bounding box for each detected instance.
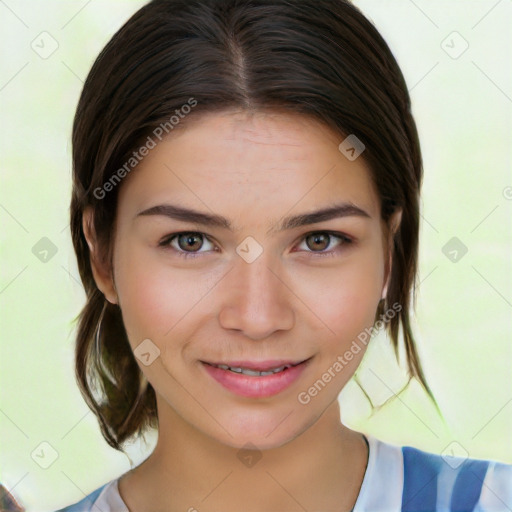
[209,362,297,376]
[201,358,312,398]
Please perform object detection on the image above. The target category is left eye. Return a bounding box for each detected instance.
[158,231,353,259]
[296,231,352,256]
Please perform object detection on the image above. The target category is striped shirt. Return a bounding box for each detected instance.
[55,435,512,511]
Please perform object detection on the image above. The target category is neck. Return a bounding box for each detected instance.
[119,396,368,512]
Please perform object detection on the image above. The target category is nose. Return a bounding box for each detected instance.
[218,252,295,340]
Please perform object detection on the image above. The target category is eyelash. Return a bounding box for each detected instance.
[158,231,354,260]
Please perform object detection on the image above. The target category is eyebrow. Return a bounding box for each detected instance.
[136,201,371,236]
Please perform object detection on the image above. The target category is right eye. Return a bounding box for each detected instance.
[158,231,217,259]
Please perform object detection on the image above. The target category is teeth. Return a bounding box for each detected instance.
[213,364,292,376]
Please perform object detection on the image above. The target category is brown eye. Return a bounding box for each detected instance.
[305,232,331,251]
[296,231,353,257]
[176,232,204,252]
[159,232,215,258]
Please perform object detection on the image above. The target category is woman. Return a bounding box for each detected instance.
[56,0,512,510]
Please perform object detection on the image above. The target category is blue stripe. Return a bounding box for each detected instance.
[402,446,443,511]
[450,459,489,511]
[54,483,108,512]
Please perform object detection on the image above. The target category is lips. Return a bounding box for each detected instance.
[201,357,312,398]
[208,363,293,377]
[203,359,307,372]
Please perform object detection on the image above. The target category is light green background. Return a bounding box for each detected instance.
[1,1,511,510]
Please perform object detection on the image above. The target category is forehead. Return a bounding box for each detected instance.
[117,110,380,224]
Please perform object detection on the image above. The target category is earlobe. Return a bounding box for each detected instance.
[389,209,402,236]
[82,207,118,305]
[381,269,391,300]
[381,209,402,300]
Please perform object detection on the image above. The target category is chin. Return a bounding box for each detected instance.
[214,428,299,452]
[206,408,311,451]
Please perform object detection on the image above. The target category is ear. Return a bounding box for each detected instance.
[381,209,402,300]
[82,207,118,305]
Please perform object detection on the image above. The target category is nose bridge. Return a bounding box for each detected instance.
[240,251,280,299]
[218,246,294,338]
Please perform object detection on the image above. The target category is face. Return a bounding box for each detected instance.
[87,110,394,450]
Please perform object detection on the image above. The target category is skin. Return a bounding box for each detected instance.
[84,110,401,511]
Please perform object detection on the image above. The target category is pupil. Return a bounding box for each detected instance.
[181,233,201,251]
[309,233,328,251]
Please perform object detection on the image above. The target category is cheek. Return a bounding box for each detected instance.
[301,254,384,391]
[329,265,382,334]
[294,247,384,341]
[113,243,220,348]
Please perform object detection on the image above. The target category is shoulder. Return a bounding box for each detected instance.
[355,436,512,511]
[53,481,112,512]
[402,443,512,511]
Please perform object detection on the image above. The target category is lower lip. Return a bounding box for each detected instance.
[201,360,311,398]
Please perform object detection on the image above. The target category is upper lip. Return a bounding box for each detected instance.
[203,358,310,371]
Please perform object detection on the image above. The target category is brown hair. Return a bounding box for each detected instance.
[71,0,435,451]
